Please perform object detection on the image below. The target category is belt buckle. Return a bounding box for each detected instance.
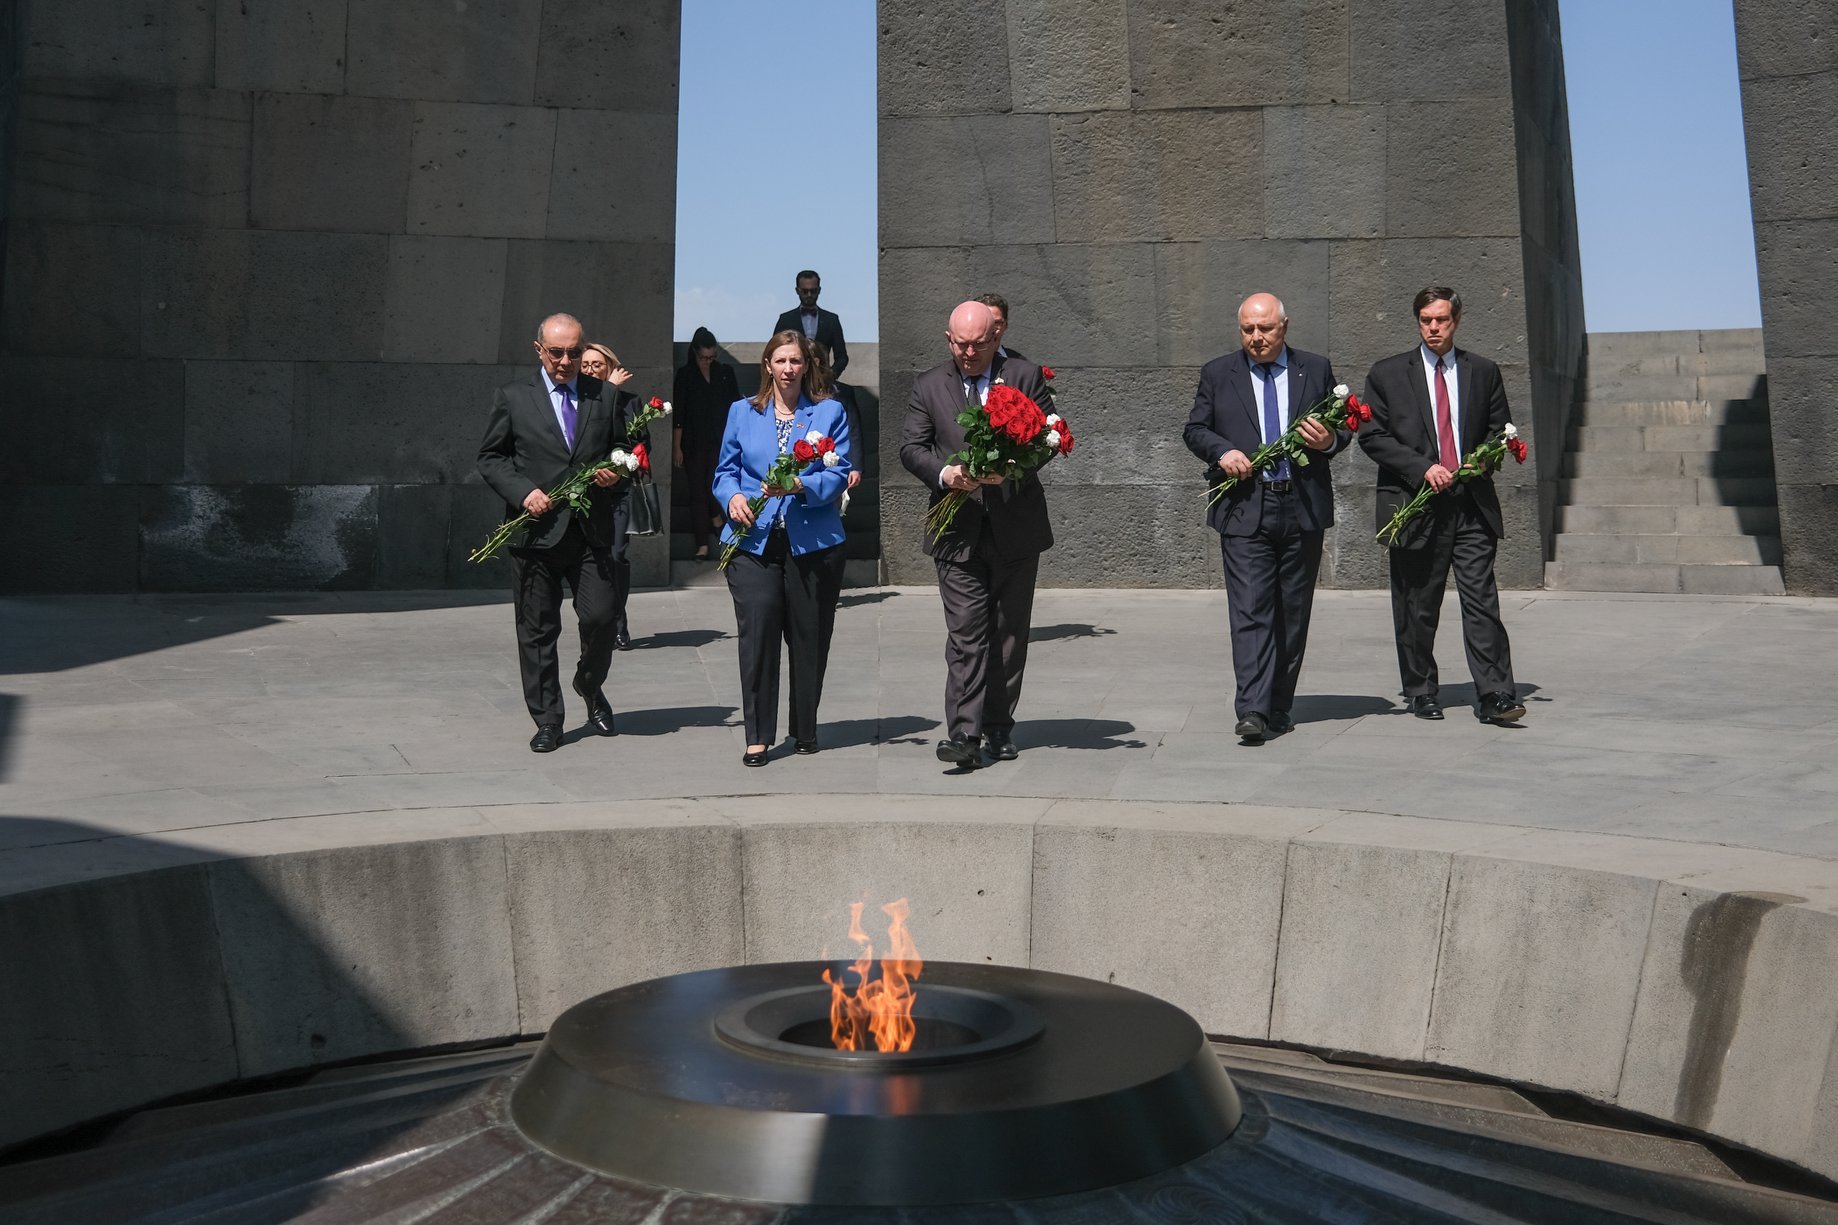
[1265,479,1293,494]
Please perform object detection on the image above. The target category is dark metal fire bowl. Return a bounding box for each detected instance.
[510,961,1243,1206]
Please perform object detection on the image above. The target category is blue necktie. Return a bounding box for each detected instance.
[1260,363,1289,481]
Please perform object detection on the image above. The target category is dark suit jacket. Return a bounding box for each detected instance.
[477,372,635,551]
[900,353,1055,564]
[774,307,848,379]
[1359,346,1510,547]
[1183,347,1347,537]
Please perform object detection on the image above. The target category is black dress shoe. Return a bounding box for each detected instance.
[572,676,616,735]
[1233,713,1266,742]
[743,748,769,767]
[1408,694,1444,721]
[614,627,633,651]
[983,731,1018,761]
[529,723,562,753]
[1267,712,1294,735]
[795,739,820,755]
[1479,691,1527,724]
[935,736,981,767]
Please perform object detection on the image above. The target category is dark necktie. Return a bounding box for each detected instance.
[1434,358,1457,468]
[558,385,578,450]
[1259,363,1289,481]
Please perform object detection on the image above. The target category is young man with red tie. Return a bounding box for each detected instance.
[1359,286,1525,726]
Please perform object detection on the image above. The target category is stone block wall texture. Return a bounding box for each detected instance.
[0,1,680,593]
[876,0,1585,589]
[1732,0,1838,594]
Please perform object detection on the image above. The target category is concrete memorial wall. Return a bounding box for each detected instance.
[0,0,680,593]
[875,0,1585,590]
[1732,0,1838,594]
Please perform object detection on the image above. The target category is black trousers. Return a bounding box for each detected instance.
[510,520,622,726]
[1388,491,1515,698]
[1219,487,1324,720]
[724,531,846,745]
[934,545,1039,742]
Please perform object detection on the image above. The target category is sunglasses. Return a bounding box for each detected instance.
[542,346,584,359]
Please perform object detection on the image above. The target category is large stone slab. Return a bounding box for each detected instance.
[182,360,295,483]
[545,109,678,243]
[1385,98,1520,237]
[347,0,544,106]
[1327,237,1530,375]
[407,102,558,239]
[376,484,454,589]
[1263,106,1387,240]
[735,809,1036,967]
[879,115,1057,248]
[293,362,514,484]
[879,1,1013,117]
[140,485,381,591]
[13,85,249,229]
[1347,0,1511,101]
[1051,110,1263,243]
[1426,852,1655,1097]
[533,2,680,113]
[1035,485,1221,589]
[1004,0,1130,113]
[251,93,414,234]
[497,240,674,367]
[1155,239,1332,367]
[1,221,141,356]
[1125,0,1350,108]
[1031,808,1293,1037]
[381,237,511,364]
[209,840,519,1076]
[503,820,744,1031]
[0,354,183,484]
[1032,365,1203,487]
[20,0,214,86]
[214,1,348,94]
[1619,886,1838,1170]
[1740,70,1838,224]
[0,485,142,593]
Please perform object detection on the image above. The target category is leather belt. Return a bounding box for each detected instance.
[1262,480,1294,494]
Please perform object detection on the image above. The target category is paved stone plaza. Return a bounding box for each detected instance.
[4,584,1835,861]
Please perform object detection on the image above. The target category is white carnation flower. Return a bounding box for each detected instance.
[1046,413,1062,427]
[608,449,629,465]
[805,429,825,445]
[659,400,673,415]
[1333,383,1350,398]
[1045,429,1062,449]
[822,451,841,468]
[1503,422,1518,439]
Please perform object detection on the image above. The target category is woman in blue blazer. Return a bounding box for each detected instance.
[714,329,852,766]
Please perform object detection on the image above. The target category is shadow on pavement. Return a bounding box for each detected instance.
[1030,623,1118,642]
[1014,718,1145,751]
[822,715,938,749]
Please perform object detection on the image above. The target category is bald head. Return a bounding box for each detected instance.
[533,313,585,382]
[946,300,1000,377]
[1237,293,1288,363]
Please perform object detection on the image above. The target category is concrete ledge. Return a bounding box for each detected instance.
[4,796,1837,1183]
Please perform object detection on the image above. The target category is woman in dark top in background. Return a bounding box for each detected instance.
[673,327,741,560]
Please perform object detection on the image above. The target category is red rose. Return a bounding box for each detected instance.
[648,396,663,409]
[817,435,835,454]
[1508,438,1528,463]
[632,442,651,475]
[985,384,1045,443]
[1056,420,1075,455]
[1040,365,1056,380]
[793,439,816,462]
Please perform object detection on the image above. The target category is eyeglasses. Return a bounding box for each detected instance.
[542,346,584,360]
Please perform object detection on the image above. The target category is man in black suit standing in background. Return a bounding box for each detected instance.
[1184,293,1347,743]
[478,313,633,752]
[1360,286,1524,725]
[901,300,1055,769]
[774,270,848,380]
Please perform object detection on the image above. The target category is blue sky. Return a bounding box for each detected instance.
[674,0,1761,343]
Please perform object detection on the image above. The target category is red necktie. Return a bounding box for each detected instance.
[1434,358,1457,468]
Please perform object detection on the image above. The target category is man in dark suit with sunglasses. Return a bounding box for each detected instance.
[478,312,634,751]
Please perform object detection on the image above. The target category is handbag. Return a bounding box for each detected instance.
[628,480,663,536]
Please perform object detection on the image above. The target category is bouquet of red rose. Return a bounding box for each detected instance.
[469,396,673,563]
[925,370,1075,540]
[717,431,843,569]
[1376,424,1528,546]
[1204,383,1371,508]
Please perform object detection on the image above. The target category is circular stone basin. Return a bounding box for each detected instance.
[510,961,1243,1206]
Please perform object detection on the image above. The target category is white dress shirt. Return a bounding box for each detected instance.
[1420,343,1462,456]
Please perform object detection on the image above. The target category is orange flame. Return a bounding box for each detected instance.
[822,897,922,1052]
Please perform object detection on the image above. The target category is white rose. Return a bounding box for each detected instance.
[1503,422,1518,439]
[805,429,824,445]
[1046,413,1062,427]
[822,451,841,468]
[1044,429,1062,449]
[660,400,673,415]
[1333,383,1350,398]
[608,449,629,466]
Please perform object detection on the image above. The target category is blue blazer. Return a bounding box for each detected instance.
[713,394,852,556]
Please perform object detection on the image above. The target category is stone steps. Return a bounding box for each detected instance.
[1547,330,1781,595]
